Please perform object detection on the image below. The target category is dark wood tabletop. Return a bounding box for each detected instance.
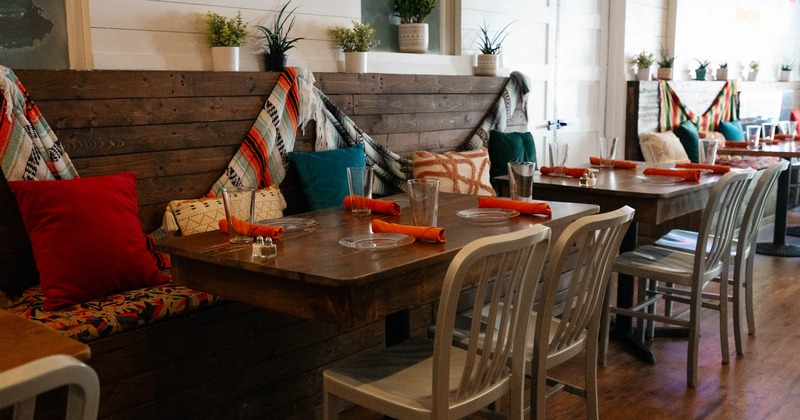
[157,193,598,329]
[717,141,800,158]
[0,310,91,373]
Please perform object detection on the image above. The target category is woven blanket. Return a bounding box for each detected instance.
[0,65,78,181]
[659,80,738,132]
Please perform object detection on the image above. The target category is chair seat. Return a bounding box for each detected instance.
[613,245,723,285]
[654,229,748,257]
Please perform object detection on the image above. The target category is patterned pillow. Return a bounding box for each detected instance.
[412,148,495,196]
[164,185,286,235]
[639,132,691,164]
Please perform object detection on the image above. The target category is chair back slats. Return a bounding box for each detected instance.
[738,161,788,253]
[432,225,550,414]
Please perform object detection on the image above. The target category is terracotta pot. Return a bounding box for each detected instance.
[475,54,499,76]
[715,68,729,81]
[211,47,240,71]
[398,23,429,53]
[344,52,367,74]
[657,67,672,80]
[264,54,287,72]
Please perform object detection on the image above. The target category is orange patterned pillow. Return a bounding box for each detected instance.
[411,148,495,196]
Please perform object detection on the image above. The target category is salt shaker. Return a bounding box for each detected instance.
[252,236,277,259]
[579,172,589,187]
[587,172,597,187]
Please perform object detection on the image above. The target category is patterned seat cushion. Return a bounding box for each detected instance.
[8,280,221,343]
[716,155,781,170]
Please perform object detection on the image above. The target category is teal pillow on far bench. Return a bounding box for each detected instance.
[717,120,745,142]
[289,144,366,210]
[488,130,537,178]
[673,120,701,163]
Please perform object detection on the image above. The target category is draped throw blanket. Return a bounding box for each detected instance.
[658,80,739,132]
[0,66,78,181]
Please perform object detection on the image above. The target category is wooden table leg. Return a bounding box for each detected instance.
[385,310,410,347]
[757,161,800,257]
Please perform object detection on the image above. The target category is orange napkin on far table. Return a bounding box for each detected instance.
[343,196,401,215]
[478,197,552,216]
[675,163,731,174]
[589,156,638,169]
[775,134,795,141]
[722,141,748,148]
[642,167,701,182]
[371,219,445,243]
[219,218,284,240]
[539,166,589,178]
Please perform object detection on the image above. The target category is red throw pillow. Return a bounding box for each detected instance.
[8,172,167,311]
[791,109,800,136]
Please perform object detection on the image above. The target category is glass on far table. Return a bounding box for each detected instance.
[746,125,761,150]
[762,122,776,144]
[507,161,534,202]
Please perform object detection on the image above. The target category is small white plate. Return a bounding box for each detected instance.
[339,233,415,250]
[457,208,520,223]
[638,175,684,185]
[256,217,318,232]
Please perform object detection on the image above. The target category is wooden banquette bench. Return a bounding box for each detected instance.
[0,70,527,419]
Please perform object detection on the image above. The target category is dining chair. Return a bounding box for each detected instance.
[450,206,635,419]
[601,170,754,388]
[0,355,100,420]
[322,225,551,420]
[652,160,788,356]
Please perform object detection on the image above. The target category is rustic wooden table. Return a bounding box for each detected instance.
[0,310,90,373]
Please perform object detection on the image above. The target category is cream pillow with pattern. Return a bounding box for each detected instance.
[411,148,495,196]
[639,132,691,164]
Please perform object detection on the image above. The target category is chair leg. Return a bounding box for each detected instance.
[323,390,341,420]
[585,332,600,420]
[718,264,730,365]
[646,279,657,339]
[732,256,745,356]
[635,278,648,341]
[599,277,612,366]
[531,365,548,420]
[745,252,756,335]
[687,287,701,388]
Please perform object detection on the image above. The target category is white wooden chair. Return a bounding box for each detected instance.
[602,170,754,387]
[322,225,551,420]
[0,355,99,420]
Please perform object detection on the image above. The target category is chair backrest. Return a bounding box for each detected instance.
[432,224,550,418]
[0,355,99,420]
[737,161,789,255]
[696,170,755,276]
[533,206,635,365]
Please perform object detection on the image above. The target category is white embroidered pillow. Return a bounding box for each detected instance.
[639,132,691,164]
[411,148,495,196]
[165,185,287,235]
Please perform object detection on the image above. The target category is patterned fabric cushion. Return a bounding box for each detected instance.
[411,148,495,196]
[8,280,221,343]
[639,132,691,164]
[164,185,286,235]
[715,155,781,170]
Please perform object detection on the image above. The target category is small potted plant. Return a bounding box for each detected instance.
[657,49,675,80]
[716,62,729,81]
[747,60,759,81]
[256,1,304,72]
[694,59,711,81]
[330,20,380,73]
[779,56,796,82]
[473,20,512,76]
[206,11,248,71]
[395,0,436,53]
[633,50,654,81]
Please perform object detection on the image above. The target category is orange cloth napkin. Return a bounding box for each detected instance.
[722,141,748,148]
[539,166,589,178]
[642,167,701,182]
[371,219,445,243]
[478,197,552,216]
[219,218,284,240]
[343,196,401,215]
[589,156,638,169]
[675,163,731,174]
[774,134,795,141]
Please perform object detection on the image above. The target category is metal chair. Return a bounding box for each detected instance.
[0,355,99,420]
[322,225,551,420]
[653,161,788,356]
[602,170,754,388]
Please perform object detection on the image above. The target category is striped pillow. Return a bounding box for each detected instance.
[411,148,495,196]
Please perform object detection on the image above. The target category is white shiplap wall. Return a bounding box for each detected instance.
[623,0,671,80]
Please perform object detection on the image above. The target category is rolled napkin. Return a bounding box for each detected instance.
[675,162,731,174]
[774,134,795,141]
[371,219,445,243]
[589,156,638,169]
[539,166,589,178]
[722,141,748,148]
[478,197,552,216]
[219,218,284,240]
[343,196,401,215]
[642,167,701,182]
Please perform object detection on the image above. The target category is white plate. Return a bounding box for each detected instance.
[339,233,415,250]
[256,217,318,232]
[457,208,520,223]
[638,175,684,185]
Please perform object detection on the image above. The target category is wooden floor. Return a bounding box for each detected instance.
[339,219,800,420]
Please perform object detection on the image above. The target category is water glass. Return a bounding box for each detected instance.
[221,187,256,245]
[407,179,440,226]
[346,166,374,215]
[762,123,776,143]
[700,139,718,165]
[598,136,618,168]
[746,125,761,150]
[507,161,535,202]
[547,142,569,177]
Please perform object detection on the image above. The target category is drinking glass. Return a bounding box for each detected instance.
[407,179,440,226]
[746,125,761,150]
[507,161,535,202]
[346,166,374,215]
[547,142,569,177]
[700,139,718,165]
[762,123,776,143]
[598,136,618,168]
[221,187,256,245]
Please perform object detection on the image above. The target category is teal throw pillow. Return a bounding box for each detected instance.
[673,120,701,163]
[487,130,537,179]
[289,144,366,210]
[717,120,744,142]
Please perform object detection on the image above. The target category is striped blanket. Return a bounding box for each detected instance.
[0,66,78,181]
[659,80,739,132]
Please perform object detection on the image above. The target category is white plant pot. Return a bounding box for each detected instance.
[657,67,672,80]
[747,70,758,81]
[715,68,729,81]
[779,70,791,82]
[211,47,240,71]
[344,52,368,74]
[398,23,429,53]
[474,54,499,76]
[637,67,652,81]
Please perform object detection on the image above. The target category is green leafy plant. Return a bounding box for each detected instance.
[476,20,512,55]
[255,1,304,57]
[749,60,760,71]
[695,59,711,69]
[632,50,654,68]
[781,56,797,71]
[206,11,248,47]
[394,0,436,24]
[330,20,380,53]
[657,50,675,68]
[718,62,728,69]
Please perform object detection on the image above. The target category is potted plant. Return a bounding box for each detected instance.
[474,20,512,76]
[256,1,304,72]
[395,0,436,53]
[633,50,654,81]
[206,11,248,71]
[657,49,675,80]
[779,56,796,82]
[330,20,380,73]
[747,60,759,81]
[694,59,711,80]
[716,62,729,81]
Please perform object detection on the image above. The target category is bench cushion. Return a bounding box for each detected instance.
[411,148,495,196]
[8,282,220,343]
